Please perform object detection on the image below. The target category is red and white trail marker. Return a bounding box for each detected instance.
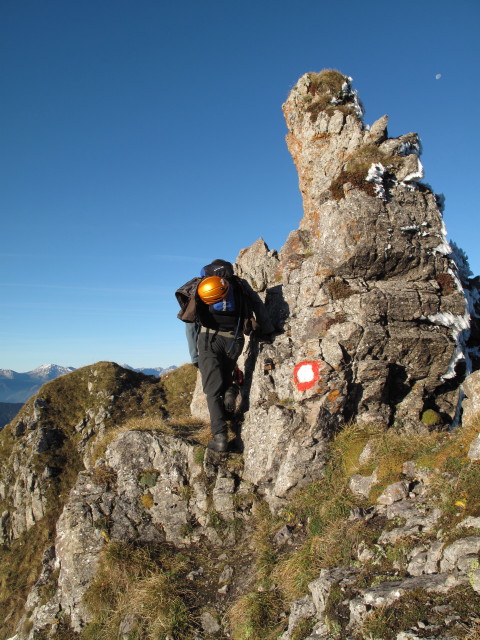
[293,361,321,391]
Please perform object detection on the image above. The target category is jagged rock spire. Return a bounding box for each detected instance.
[231,70,480,503]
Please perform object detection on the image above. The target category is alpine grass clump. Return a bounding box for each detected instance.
[303,69,360,121]
[81,541,195,640]
[329,143,395,201]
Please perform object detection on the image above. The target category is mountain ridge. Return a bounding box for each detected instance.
[0,363,178,403]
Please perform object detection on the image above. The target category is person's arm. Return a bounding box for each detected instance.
[185,323,199,366]
[241,279,275,335]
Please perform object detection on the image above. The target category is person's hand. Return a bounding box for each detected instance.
[254,330,275,344]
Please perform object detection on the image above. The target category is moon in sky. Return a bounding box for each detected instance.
[435,73,442,80]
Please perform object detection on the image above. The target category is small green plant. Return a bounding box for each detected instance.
[421,409,442,427]
[193,446,205,465]
[139,470,159,487]
[209,510,227,534]
[291,617,316,640]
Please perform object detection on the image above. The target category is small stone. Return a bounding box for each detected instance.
[468,434,480,461]
[273,525,293,546]
[357,542,374,563]
[358,440,375,465]
[440,537,480,572]
[218,565,233,584]
[377,481,409,505]
[119,613,138,637]
[349,471,377,498]
[200,611,221,634]
[457,516,480,530]
[217,584,229,595]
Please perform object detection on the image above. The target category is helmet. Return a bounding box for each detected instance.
[197,276,229,304]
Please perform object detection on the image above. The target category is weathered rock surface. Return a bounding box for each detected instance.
[20,431,253,636]
[0,362,168,545]
[192,70,480,505]
[280,467,480,640]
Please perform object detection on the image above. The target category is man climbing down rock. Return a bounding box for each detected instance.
[176,259,274,452]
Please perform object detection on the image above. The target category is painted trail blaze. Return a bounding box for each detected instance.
[293,360,320,391]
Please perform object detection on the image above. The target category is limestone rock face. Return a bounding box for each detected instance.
[196,70,480,503]
[25,431,252,634]
[0,362,167,545]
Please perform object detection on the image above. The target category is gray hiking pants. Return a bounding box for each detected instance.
[197,329,244,435]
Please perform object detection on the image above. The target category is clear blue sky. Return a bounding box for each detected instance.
[2,0,479,372]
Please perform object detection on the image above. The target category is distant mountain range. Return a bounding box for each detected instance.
[0,363,177,403]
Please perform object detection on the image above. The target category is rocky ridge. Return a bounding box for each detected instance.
[1,70,480,640]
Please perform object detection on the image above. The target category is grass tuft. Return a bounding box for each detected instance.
[81,541,194,640]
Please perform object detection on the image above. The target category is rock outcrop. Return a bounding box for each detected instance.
[193,70,480,505]
[2,70,480,640]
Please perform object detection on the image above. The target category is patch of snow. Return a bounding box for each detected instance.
[427,311,470,381]
[334,78,364,118]
[400,225,420,233]
[432,219,451,256]
[366,163,387,200]
[427,311,469,331]
[402,159,424,184]
[433,242,451,255]
[398,139,423,156]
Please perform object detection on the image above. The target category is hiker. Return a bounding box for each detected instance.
[176,259,274,452]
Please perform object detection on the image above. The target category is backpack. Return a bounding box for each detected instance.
[175,277,201,323]
[175,260,259,335]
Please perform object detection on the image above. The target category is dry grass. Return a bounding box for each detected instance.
[161,364,198,418]
[303,69,358,123]
[359,586,480,640]
[229,589,286,640]
[90,415,209,464]
[329,143,398,201]
[306,69,346,96]
[81,541,194,640]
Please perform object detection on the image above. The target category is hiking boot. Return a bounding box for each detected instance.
[207,432,228,453]
[224,385,239,413]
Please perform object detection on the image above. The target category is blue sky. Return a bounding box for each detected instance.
[1,0,479,371]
